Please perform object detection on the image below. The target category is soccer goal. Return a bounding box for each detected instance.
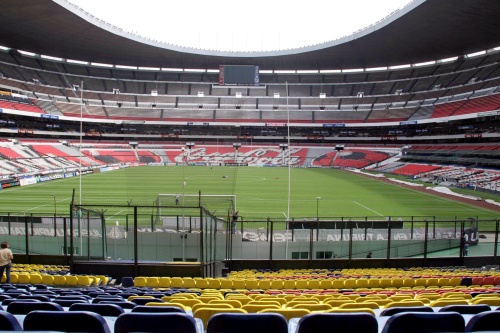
[156,193,236,218]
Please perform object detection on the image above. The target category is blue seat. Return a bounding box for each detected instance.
[381,312,465,333]
[131,298,164,305]
[69,303,125,317]
[3,299,41,306]
[52,299,88,307]
[114,313,197,333]
[207,313,288,333]
[0,311,22,331]
[380,306,434,316]
[465,311,500,332]
[17,295,52,302]
[131,305,186,313]
[7,301,64,315]
[439,304,491,314]
[99,301,136,309]
[121,277,134,287]
[295,313,377,333]
[23,310,111,333]
[92,297,124,304]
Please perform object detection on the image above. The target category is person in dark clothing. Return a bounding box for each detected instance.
[366,251,372,258]
[231,210,239,234]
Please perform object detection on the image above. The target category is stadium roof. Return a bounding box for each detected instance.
[0,0,499,70]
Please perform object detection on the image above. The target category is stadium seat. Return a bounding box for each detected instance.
[465,311,500,332]
[7,301,64,315]
[23,310,111,333]
[114,312,198,333]
[438,304,491,314]
[131,305,185,313]
[379,306,434,316]
[69,303,125,317]
[381,312,465,333]
[121,277,134,287]
[207,313,288,333]
[295,312,378,333]
[0,311,22,331]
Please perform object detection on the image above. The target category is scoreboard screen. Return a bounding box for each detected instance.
[219,65,259,86]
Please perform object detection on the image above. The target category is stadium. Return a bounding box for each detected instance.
[0,0,499,330]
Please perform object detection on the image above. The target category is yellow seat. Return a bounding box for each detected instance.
[167,298,202,308]
[326,308,376,315]
[41,275,54,285]
[325,299,354,307]
[158,277,171,288]
[194,307,246,329]
[9,273,18,284]
[133,277,147,287]
[258,308,310,322]
[232,279,246,289]
[245,279,259,290]
[17,273,31,284]
[331,279,345,289]
[258,280,271,290]
[209,299,242,308]
[65,275,79,285]
[77,275,91,286]
[219,279,234,289]
[356,278,369,289]
[429,298,469,307]
[53,275,66,285]
[283,280,296,289]
[385,300,426,308]
[97,275,109,285]
[270,280,284,290]
[368,278,380,288]
[242,304,281,312]
[183,278,196,289]
[291,303,332,311]
[471,298,500,306]
[170,277,184,288]
[295,280,309,290]
[29,274,43,284]
[146,277,159,288]
[339,302,379,309]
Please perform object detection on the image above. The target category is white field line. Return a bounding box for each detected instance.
[354,201,384,216]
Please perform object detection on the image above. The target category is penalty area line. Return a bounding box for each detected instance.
[353,201,384,216]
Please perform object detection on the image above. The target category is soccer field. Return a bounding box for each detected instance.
[0,165,497,221]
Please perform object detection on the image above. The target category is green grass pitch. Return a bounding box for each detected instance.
[0,166,497,221]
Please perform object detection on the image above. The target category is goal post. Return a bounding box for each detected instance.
[156,193,236,218]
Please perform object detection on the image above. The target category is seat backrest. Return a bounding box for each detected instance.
[131,305,185,313]
[23,310,111,333]
[380,306,434,316]
[17,295,52,302]
[114,312,197,333]
[99,301,136,309]
[296,312,377,333]
[7,301,64,315]
[0,310,22,331]
[381,311,465,333]
[207,313,288,333]
[438,304,491,314]
[465,311,500,332]
[52,299,88,307]
[69,303,125,317]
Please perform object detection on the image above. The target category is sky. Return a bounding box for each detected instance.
[67,0,413,52]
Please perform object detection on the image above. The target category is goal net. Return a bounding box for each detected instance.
[156,193,236,219]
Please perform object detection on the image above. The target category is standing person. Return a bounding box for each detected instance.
[0,242,13,283]
[463,243,469,256]
[175,194,179,206]
[231,210,239,234]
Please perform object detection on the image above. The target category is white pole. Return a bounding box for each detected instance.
[79,80,83,255]
[285,81,291,259]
